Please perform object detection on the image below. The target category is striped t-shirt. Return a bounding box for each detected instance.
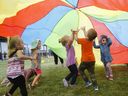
[7,57,24,79]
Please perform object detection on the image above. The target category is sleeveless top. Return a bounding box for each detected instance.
[31,50,42,69]
[7,55,24,79]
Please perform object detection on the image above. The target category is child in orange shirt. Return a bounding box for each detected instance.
[74,27,98,91]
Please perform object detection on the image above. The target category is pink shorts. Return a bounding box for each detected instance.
[35,68,42,75]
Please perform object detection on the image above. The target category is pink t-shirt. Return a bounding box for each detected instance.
[65,44,75,67]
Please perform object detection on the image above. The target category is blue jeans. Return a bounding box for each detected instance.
[65,64,78,85]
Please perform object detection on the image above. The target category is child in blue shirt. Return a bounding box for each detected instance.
[93,35,113,80]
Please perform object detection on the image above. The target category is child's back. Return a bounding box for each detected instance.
[77,38,95,62]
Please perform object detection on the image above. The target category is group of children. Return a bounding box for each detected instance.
[59,26,113,91]
[3,26,113,96]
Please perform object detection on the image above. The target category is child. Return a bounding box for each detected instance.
[59,30,78,87]
[30,39,42,87]
[5,36,33,96]
[93,35,113,80]
[75,27,98,91]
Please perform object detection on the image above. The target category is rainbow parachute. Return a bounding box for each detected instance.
[0,0,128,64]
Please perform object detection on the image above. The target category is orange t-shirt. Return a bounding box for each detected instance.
[77,38,95,62]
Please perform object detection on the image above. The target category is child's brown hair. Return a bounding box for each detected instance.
[99,35,108,44]
[8,36,20,58]
[87,28,97,41]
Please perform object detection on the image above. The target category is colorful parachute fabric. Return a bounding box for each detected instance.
[0,0,128,64]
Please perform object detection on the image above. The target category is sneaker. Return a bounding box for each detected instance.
[85,81,92,88]
[106,75,109,79]
[108,75,113,80]
[63,79,68,87]
[28,83,32,90]
[108,77,113,81]
[35,81,39,85]
[94,86,99,91]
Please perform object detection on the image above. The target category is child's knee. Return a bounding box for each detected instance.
[106,64,110,68]
[37,74,41,77]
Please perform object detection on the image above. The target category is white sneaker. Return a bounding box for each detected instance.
[85,82,92,88]
[94,86,99,91]
[63,79,68,87]
[28,83,32,90]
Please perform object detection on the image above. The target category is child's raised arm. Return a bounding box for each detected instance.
[68,29,80,47]
[107,38,112,47]
[72,29,79,41]
[93,41,100,49]
[81,26,88,38]
[67,30,75,48]
[16,50,33,60]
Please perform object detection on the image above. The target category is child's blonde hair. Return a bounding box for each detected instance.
[59,35,70,46]
[87,28,97,41]
[31,39,41,53]
[8,36,20,58]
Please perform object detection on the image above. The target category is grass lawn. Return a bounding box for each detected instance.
[0,57,128,96]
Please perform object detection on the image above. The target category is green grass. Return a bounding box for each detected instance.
[0,57,128,96]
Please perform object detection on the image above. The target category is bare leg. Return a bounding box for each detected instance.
[106,62,113,77]
[31,74,41,86]
[104,64,109,77]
